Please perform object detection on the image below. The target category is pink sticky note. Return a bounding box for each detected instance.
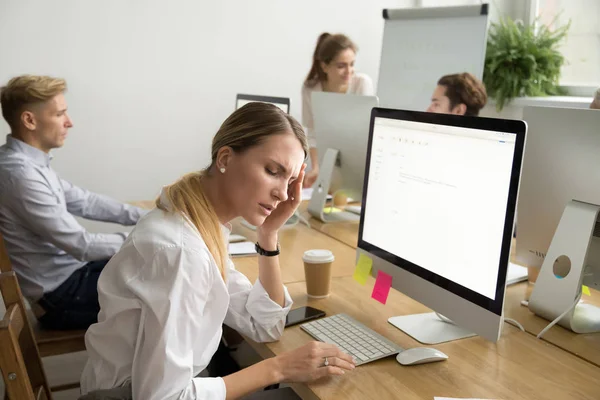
[371,270,393,305]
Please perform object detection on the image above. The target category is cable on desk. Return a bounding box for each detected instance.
[536,292,582,340]
[435,312,454,324]
[504,318,525,332]
[295,212,311,228]
[436,312,525,332]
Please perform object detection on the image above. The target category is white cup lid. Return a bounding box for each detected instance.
[303,249,335,264]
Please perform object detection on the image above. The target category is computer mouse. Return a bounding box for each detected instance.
[396,347,448,366]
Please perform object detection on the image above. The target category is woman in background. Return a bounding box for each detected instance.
[302,33,374,187]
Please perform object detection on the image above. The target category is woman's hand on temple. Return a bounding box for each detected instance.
[259,163,307,236]
[303,169,319,188]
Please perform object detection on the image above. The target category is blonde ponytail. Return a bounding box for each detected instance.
[154,102,309,281]
[156,171,227,280]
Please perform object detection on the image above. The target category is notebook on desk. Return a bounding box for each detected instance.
[228,241,257,257]
[507,262,528,286]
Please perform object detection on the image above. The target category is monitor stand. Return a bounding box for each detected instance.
[308,148,359,223]
[388,313,476,345]
[528,200,600,334]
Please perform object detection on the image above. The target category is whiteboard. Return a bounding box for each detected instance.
[377,4,488,111]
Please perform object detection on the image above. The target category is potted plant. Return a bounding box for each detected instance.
[483,17,570,111]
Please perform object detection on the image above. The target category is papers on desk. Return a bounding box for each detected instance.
[228,241,257,257]
[506,262,528,286]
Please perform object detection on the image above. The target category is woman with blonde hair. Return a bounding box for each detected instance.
[80,102,354,400]
[302,33,374,187]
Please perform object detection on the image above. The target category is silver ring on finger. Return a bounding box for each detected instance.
[323,357,329,367]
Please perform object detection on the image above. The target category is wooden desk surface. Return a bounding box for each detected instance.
[304,216,359,248]
[247,276,600,400]
[293,216,600,371]
[230,219,357,284]
[505,282,600,367]
[137,199,600,369]
[298,203,360,248]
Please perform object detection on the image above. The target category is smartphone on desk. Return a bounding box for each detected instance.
[285,306,326,328]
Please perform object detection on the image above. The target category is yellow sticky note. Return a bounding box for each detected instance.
[323,207,343,213]
[582,285,591,296]
[353,254,373,285]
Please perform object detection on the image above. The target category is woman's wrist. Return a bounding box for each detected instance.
[266,356,285,383]
[257,230,278,251]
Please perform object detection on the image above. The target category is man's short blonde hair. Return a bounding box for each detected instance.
[0,75,67,130]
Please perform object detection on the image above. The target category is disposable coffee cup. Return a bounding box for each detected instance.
[303,249,335,298]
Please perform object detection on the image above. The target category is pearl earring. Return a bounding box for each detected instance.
[219,167,226,174]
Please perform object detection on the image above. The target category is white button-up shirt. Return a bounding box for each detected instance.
[81,203,293,400]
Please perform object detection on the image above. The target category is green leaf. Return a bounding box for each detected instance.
[484,15,570,111]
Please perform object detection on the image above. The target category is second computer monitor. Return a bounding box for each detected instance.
[358,108,526,344]
[308,92,378,222]
[516,106,600,333]
[235,93,290,113]
[516,106,600,278]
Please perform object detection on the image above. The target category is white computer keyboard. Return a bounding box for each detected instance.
[300,313,403,365]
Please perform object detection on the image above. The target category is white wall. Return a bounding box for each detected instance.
[0,0,558,234]
[537,0,600,86]
[0,0,413,212]
[417,0,531,24]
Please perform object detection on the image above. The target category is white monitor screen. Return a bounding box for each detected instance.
[362,117,516,299]
[236,99,289,113]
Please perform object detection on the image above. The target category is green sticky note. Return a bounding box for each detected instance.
[353,254,373,285]
[582,285,591,296]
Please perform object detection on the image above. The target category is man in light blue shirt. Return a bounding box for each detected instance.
[0,75,147,330]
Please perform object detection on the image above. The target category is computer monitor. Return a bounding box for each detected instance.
[235,94,290,113]
[358,108,526,344]
[516,106,600,280]
[516,106,600,333]
[307,92,379,222]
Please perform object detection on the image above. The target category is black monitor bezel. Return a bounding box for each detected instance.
[358,108,526,316]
